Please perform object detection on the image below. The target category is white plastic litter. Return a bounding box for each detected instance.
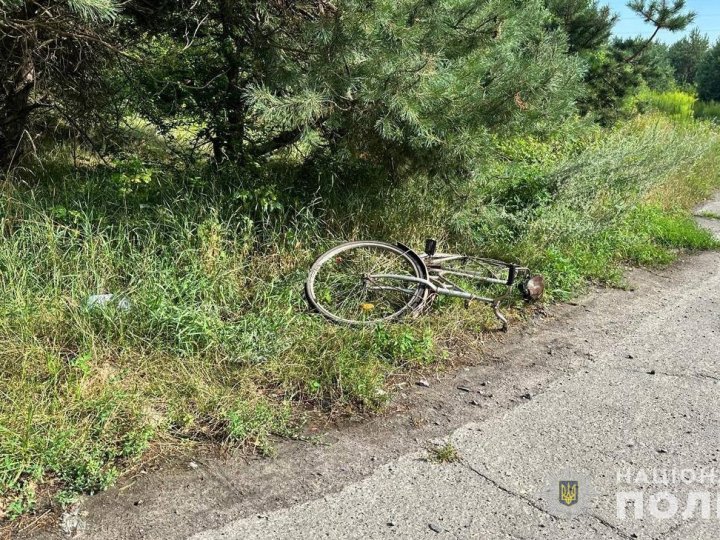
[86,294,132,311]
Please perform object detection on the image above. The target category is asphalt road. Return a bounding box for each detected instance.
[24,195,720,540]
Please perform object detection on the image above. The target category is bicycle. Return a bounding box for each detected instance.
[305,239,544,330]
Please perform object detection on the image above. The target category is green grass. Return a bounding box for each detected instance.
[621,206,720,266]
[696,210,720,220]
[490,116,720,297]
[2,114,720,523]
[0,184,444,518]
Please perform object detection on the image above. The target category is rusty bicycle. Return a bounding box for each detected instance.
[305,239,544,330]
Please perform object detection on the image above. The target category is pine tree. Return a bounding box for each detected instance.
[545,0,618,54]
[668,28,710,86]
[126,0,584,179]
[625,0,695,63]
[615,39,674,90]
[697,40,720,102]
[0,0,120,167]
[572,1,692,124]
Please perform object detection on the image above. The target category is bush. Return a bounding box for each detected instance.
[512,116,720,294]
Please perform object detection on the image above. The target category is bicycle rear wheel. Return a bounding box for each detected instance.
[305,241,428,325]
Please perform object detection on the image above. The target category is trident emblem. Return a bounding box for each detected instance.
[559,480,579,506]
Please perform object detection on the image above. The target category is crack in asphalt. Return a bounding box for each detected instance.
[588,513,635,540]
[461,460,634,539]
[461,460,555,518]
[608,365,720,385]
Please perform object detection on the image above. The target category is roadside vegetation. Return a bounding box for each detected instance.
[2,0,720,525]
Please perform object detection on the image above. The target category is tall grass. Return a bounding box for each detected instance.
[694,100,720,122]
[628,89,697,121]
[1,114,719,522]
[515,116,720,294]
[0,167,443,520]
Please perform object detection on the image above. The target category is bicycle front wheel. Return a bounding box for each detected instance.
[305,241,428,325]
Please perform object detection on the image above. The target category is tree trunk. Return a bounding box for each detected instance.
[221,62,246,163]
[0,7,37,169]
[625,26,660,64]
[214,0,247,164]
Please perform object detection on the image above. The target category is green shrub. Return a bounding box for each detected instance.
[628,89,696,120]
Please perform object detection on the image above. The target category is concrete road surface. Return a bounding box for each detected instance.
[24,195,720,540]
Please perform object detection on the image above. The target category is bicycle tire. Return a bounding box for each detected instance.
[305,241,428,325]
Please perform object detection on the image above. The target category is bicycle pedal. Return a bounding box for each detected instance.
[424,238,437,256]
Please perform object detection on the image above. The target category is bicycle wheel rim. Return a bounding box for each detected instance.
[306,241,427,325]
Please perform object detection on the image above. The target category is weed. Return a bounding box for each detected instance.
[429,443,460,464]
[54,490,80,509]
[4,484,36,521]
[226,398,294,456]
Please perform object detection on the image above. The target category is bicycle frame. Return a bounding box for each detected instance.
[367,251,529,330]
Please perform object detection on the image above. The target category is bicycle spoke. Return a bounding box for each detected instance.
[311,244,422,323]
